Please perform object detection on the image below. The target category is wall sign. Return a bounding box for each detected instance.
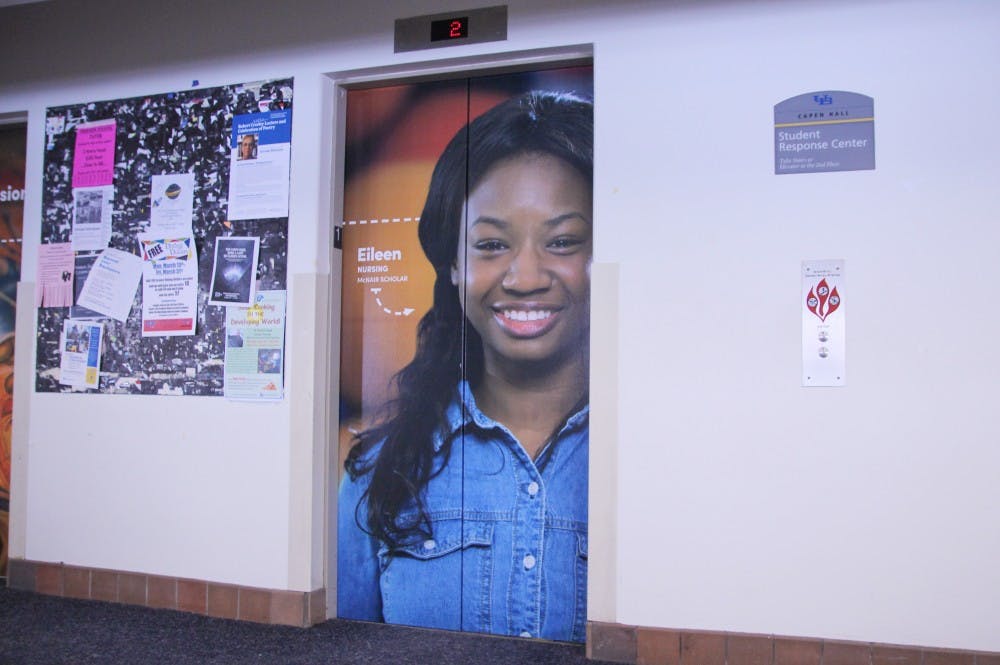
[775,91,874,175]
[394,5,507,53]
[802,259,846,387]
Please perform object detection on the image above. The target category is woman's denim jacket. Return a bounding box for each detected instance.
[337,382,589,642]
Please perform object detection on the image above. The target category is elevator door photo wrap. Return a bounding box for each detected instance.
[336,66,594,642]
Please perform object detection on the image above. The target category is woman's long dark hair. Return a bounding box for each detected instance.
[345,90,594,548]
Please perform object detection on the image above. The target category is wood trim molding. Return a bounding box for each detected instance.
[587,621,1000,665]
[7,558,325,627]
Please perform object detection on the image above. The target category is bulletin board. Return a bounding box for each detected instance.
[35,78,293,396]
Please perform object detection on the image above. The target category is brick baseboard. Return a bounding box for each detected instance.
[6,559,325,628]
[587,621,1000,665]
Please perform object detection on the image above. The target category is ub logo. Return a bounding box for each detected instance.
[813,94,833,105]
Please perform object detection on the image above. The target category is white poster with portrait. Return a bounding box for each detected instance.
[226,110,291,220]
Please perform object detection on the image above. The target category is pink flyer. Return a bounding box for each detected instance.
[72,120,116,188]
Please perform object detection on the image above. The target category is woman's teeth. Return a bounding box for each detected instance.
[502,310,552,322]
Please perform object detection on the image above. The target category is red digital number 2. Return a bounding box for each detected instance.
[449,20,463,38]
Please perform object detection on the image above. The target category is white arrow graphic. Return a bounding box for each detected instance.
[370,288,415,317]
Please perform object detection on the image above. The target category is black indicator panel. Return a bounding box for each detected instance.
[431,16,468,42]
[395,5,506,53]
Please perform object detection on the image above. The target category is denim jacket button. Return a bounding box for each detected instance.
[423,539,436,551]
[523,554,536,570]
[527,481,539,497]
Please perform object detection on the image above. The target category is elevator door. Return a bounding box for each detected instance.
[335,65,593,642]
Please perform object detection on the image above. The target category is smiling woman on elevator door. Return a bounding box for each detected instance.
[338,90,593,643]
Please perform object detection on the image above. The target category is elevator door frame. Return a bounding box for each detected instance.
[324,44,594,622]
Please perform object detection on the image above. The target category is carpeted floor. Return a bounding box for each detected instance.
[0,587,616,665]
